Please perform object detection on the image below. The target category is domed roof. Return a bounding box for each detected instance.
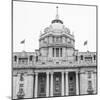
[51,6,63,24]
[51,19,63,24]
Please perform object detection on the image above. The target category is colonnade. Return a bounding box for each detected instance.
[33,71,79,98]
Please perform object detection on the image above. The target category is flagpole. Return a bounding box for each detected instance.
[84,40,88,52]
[20,39,25,51]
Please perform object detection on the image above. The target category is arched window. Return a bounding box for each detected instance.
[14,56,17,62]
[80,55,83,60]
[76,56,78,61]
[29,55,33,61]
[36,56,38,62]
[94,55,96,60]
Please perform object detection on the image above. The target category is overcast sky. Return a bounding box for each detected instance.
[13,1,96,52]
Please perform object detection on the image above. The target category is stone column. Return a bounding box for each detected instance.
[32,73,34,98]
[50,72,53,97]
[59,48,60,57]
[49,48,52,57]
[76,72,79,95]
[34,72,38,98]
[65,71,69,96]
[46,72,49,97]
[61,72,64,96]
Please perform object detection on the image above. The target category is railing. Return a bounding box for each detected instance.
[40,42,74,48]
[13,58,97,68]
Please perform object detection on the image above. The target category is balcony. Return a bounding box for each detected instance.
[13,57,97,69]
[40,42,74,48]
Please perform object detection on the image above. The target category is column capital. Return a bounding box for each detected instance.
[65,71,68,74]
[46,71,50,75]
[50,71,54,75]
[62,71,65,74]
[35,72,38,76]
[76,71,79,74]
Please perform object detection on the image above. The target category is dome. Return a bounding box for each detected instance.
[51,19,63,24]
[51,6,63,24]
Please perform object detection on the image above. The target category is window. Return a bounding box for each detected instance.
[60,37,62,42]
[60,48,62,57]
[19,58,28,64]
[94,55,96,60]
[14,56,17,62]
[85,57,92,62]
[87,81,93,94]
[56,37,59,42]
[29,55,33,61]
[56,48,59,57]
[53,48,54,57]
[80,55,83,60]
[19,84,24,87]
[20,73,24,81]
[36,56,38,62]
[76,56,78,61]
[53,36,54,43]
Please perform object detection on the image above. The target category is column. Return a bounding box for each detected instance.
[34,72,38,98]
[65,72,69,96]
[46,72,49,97]
[76,72,79,95]
[49,48,52,57]
[61,72,64,96]
[50,72,53,97]
[59,48,60,57]
[32,73,34,98]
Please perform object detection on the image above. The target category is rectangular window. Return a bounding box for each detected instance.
[87,80,94,94]
[80,55,83,60]
[56,48,59,57]
[60,48,62,57]
[94,55,96,60]
[76,56,78,61]
[53,48,54,57]
[29,55,33,61]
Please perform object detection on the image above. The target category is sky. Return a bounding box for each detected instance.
[13,1,96,52]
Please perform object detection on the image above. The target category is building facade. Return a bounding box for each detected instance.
[13,7,97,99]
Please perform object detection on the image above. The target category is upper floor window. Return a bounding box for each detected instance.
[60,48,62,57]
[29,55,33,61]
[36,56,38,62]
[76,56,78,61]
[85,56,92,62]
[56,48,59,57]
[53,48,54,57]
[67,38,71,43]
[80,55,83,60]
[14,56,17,62]
[87,80,93,94]
[20,73,24,81]
[56,37,59,42]
[94,55,96,60]
[19,58,28,64]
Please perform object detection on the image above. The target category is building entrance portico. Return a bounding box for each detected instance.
[34,70,79,98]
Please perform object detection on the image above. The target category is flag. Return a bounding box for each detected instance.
[20,39,25,44]
[84,40,87,46]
